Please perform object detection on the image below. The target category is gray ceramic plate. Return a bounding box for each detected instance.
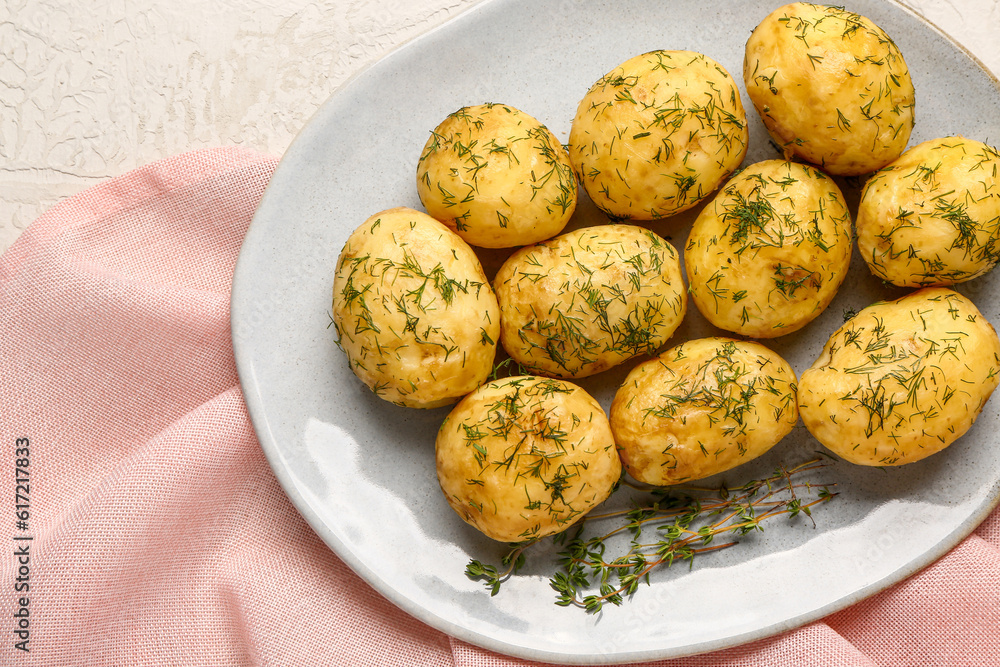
[231,0,1000,663]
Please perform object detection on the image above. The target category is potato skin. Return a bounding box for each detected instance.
[743,2,915,176]
[610,337,798,485]
[798,288,1000,466]
[436,376,621,542]
[416,103,577,248]
[685,160,853,338]
[857,137,1000,287]
[331,207,500,409]
[569,50,749,221]
[494,224,687,378]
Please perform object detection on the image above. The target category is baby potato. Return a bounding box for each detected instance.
[610,337,798,486]
[494,224,686,379]
[857,136,1000,287]
[744,2,915,176]
[685,159,853,338]
[416,103,577,248]
[798,288,1000,466]
[568,50,749,221]
[331,207,500,409]
[436,375,621,542]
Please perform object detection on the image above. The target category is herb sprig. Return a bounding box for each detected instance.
[466,458,836,612]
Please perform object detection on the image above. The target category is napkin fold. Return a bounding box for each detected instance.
[2,147,998,666]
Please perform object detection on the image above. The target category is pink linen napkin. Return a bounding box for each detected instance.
[1,146,999,666]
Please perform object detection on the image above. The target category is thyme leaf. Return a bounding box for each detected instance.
[465,458,837,612]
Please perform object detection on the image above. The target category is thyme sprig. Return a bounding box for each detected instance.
[466,458,837,612]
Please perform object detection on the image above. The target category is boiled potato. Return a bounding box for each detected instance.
[494,224,686,378]
[857,136,1000,287]
[436,375,621,542]
[744,2,915,176]
[798,288,1000,466]
[568,50,749,221]
[685,159,853,338]
[331,207,500,409]
[416,103,577,248]
[610,337,798,485]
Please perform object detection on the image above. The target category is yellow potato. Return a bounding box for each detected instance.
[331,207,500,409]
[744,2,915,176]
[857,136,1000,287]
[416,103,577,248]
[494,224,686,378]
[568,50,749,221]
[685,159,853,338]
[798,288,1000,466]
[610,337,798,485]
[436,375,621,542]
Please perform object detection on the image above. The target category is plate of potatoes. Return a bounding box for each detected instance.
[231,0,1000,663]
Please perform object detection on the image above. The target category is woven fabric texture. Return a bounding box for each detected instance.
[1,147,998,666]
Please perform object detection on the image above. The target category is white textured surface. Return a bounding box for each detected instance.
[2,0,998,253]
[1,0,480,251]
